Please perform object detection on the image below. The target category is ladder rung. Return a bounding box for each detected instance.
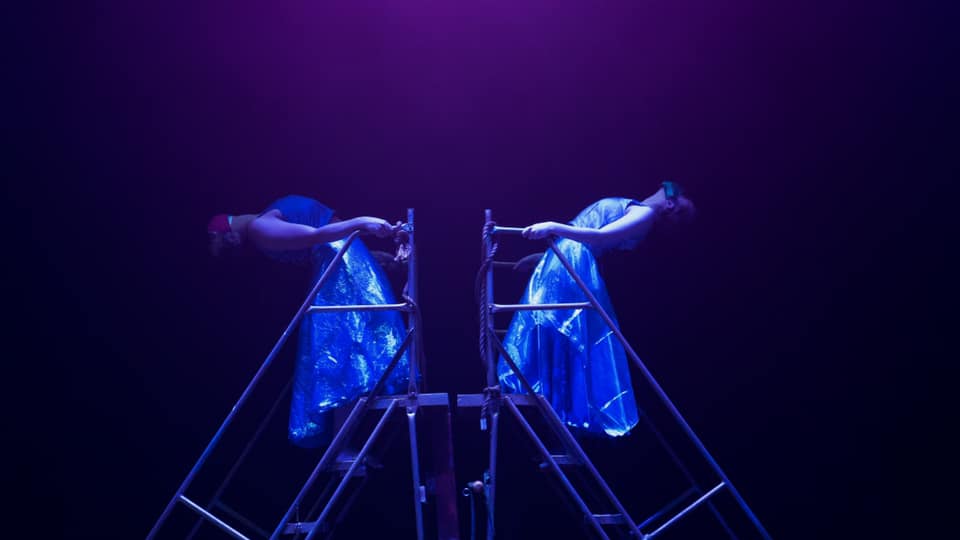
[593,513,627,525]
[638,487,698,530]
[307,302,409,313]
[368,392,450,409]
[550,454,577,465]
[334,449,385,468]
[647,482,727,539]
[212,500,270,539]
[331,459,368,475]
[492,302,593,313]
[456,393,484,407]
[178,495,250,540]
[283,521,319,535]
[333,455,355,468]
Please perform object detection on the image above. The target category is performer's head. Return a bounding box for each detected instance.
[642,181,696,228]
[207,214,242,256]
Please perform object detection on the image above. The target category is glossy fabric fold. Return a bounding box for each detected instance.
[289,238,409,448]
[259,195,408,448]
[498,197,642,437]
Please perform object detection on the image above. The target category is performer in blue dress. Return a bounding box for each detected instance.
[207,195,409,447]
[499,182,695,437]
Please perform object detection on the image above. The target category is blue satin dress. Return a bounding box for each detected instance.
[259,195,409,448]
[498,197,643,437]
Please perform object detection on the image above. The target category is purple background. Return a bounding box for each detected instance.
[8,1,953,538]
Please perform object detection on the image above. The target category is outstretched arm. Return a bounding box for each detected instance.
[246,210,394,252]
[522,205,655,249]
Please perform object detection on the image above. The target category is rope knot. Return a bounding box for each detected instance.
[481,384,501,420]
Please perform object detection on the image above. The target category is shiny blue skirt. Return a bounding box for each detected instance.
[289,238,409,448]
[498,239,639,437]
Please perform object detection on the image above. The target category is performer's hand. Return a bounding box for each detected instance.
[394,242,411,263]
[391,221,411,262]
[359,217,394,238]
[522,221,560,240]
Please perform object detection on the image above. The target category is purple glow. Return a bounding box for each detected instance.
[14,1,950,538]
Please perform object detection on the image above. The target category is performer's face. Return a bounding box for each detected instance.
[208,231,241,256]
[662,195,696,226]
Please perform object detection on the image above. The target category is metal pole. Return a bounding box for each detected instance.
[269,398,368,540]
[408,410,425,540]
[547,239,772,540]
[186,379,294,540]
[483,209,498,540]
[647,483,726,539]
[304,401,401,540]
[503,399,610,540]
[178,496,250,540]
[640,415,738,539]
[404,207,425,540]
[269,329,414,540]
[484,210,497,391]
[638,487,698,530]
[147,232,361,540]
[491,302,593,312]
[407,207,419,392]
[490,337,641,537]
[307,303,409,313]
[529,389,642,537]
[486,414,499,540]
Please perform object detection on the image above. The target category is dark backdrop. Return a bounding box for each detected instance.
[6,1,953,538]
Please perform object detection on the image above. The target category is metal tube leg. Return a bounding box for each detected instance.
[486,411,499,540]
[304,401,399,540]
[407,409,425,540]
[269,399,368,540]
[503,400,610,540]
[148,233,360,540]
[547,239,772,540]
[186,379,294,540]
[640,414,738,539]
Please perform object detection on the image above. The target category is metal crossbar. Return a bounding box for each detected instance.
[184,379,294,540]
[477,209,771,539]
[148,209,448,540]
[491,302,592,312]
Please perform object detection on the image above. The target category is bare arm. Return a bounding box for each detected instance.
[246,210,393,252]
[522,205,655,249]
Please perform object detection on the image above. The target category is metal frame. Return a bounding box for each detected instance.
[475,209,772,539]
[148,209,436,540]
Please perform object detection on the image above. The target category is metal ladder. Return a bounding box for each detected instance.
[474,209,772,539]
[147,208,454,540]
